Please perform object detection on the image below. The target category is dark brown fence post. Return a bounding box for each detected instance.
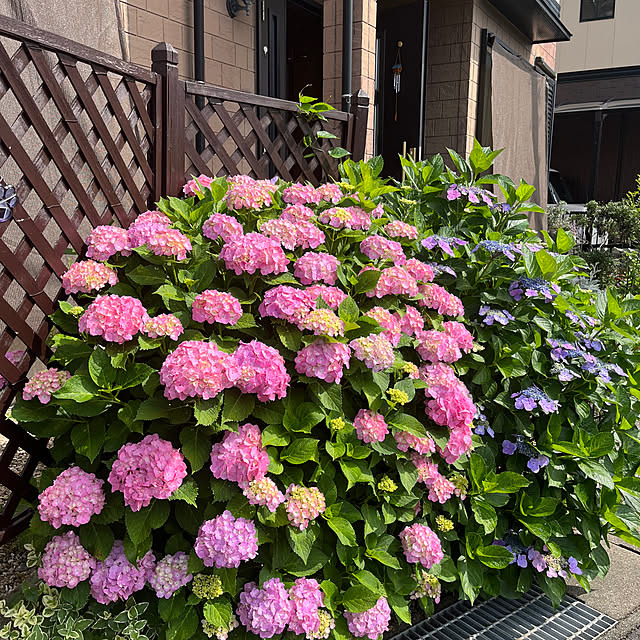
[349,89,369,161]
[152,43,184,196]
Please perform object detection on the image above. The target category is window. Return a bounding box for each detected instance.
[580,0,615,21]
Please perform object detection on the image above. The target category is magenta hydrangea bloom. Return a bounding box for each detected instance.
[159,340,239,400]
[400,523,444,569]
[403,259,435,284]
[220,232,289,276]
[184,174,214,196]
[38,532,95,589]
[85,225,131,261]
[238,578,294,638]
[144,314,184,341]
[350,334,395,372]
[368,266,419,298]
[149,552,192,599]
[192,290,243,325]
[194,510,258,568]
[315,183,343,204]
[283,183,321,206]
[344,597,391,639]
[284,485,326,530]
[360,235,406,265]
[23,368,70,404]
[38,466,105,529]
[127,210,172,248]
[397,306,424,336]
[288,578,325,636]
[418,284,464,317]
[354,409,388,444]
[301,309,345,337]
[79,295,149,343]
[233,340,290,402]
[242,476,285,512]
[210,423,269,487]
[90,540,155,604]
[259,285,315,327]
[394,431,435,456]
[295,339,350,384]
[203,213,244,243]
[62,260,118,295]
[424,376,475,434]
[144,227,192,261]
[385,220,419,240]
[365,307,401,346]
[108,433,187,511]
[294,252,340,285]
[305,285,347,309]
[281,204,316,222]
[443,321,474,352]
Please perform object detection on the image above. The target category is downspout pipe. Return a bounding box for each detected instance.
[194,0,206,153]
[417,0,429,161]
[341,0,353,112]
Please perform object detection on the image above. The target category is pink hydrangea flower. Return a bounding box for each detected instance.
[397,306,424,336]
[385,220,419,240]
[284,485,326,530]
[411,452,441,485]
[0,350,23,389]
[301,309,345,337]
[261,218,325,251]
[159,340,239,400]
[365,307,401,346]
[90,540,155,604]
[281,204,316,222]
[242,477,285,512]
[210,423,269,487]
[294,252,340,285]
[194,510,258,568]
[316,183,343,204]
[108,433,187,511]
[149,552,192,599]
[443,321,474,353]
[226,181,276,210]
[318,207,371,230]
[233,340,290,402]
[360,235,406,265]
[427,473,457,503]
[238,579,293,638]
[144,314,184,340]
[371,204,385,218]
[305,285,347,309]
[184,174,214,196]
[144,227,192,261]
[127,211,171,247]
[220,233,289,276]
[288,578,325,636]
[295,340,350,384]
[23,368,70,404]
[38,466,105,529]
[368,266,419,298]
[394,431,435,456]
[354,409,388,443]
[403,259,435,283]
[85,225,131,261]
[38,532,95,589]
[438,424,473,463]
[350,334,395,372]
[192,290,243,325]
[283,183,321,206]
[423,372,475,433]
[203,213,244,242]
[416,330,463,363]
[79,295,148,343]
[344,597,391,639]
[258,285,315,327]
[62,260,118,295]
[418,284,464,316]
[400,523,444,569]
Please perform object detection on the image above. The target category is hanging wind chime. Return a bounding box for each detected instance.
[392,41,403,122]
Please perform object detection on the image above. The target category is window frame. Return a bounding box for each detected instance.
[579,0,616,22]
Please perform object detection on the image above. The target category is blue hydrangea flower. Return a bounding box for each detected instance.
[478,306,515,326]
[502,435,549,473]
[509,277,560,303]
[549,337,625,383]
[429,262,457,277]
[511,387,559,414]
[421,235,467,257]
[491,203,512,215]
[474,404,494,438]
[473,240,521,261]
[566,309,597,330]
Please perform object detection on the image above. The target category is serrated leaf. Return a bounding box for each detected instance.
[169,478,199,506]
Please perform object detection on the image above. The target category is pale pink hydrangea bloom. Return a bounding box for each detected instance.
[354,409,388,444]
[438,424,473,464]
[385,220,419,240]
[226,181,275,210]
[210,423,269,487]
[242,476,285,512]
[300,309,345,337]
[403,259,435,283]
[144,227,192,261]
[203,213,244,242]
[428,473,457,504]
[90,540,155,604]
[365,307,401,346]
[367,266,419,298]
[237,578,293,639]
[23,368,70,404]
[284,485,326,530]
[295,340,350,384]
[416,330,464,364]
[258,285,315,327]
[149,552,192,599]
[228,175,257,186]
[184,174,214,196]
[419,362,459,387]
[318,207,371,231]
[360,235,406,265]
[261,217,326,251]
[38,466,105,529]
[418,284,464,317]
[316,183,343,204]
[371,204,385,218]
[347,207,373,231]
[85,226,131,261]
[108,433,187,511]
[79,295,149,343]
[294,252,340,285]
[307,611,336,640]
[281,204,316,222]
[350,334,395,372]
[288,578,325,636]
[127,211,171,248]
[194,510,258,568]
[443,321,474,353]
[394,431,435,456]
[0,350,23,390]
[38,532,95,589]
[283,183,321,206]
[233,340,290,402]
[159,340,239,400]
[410,453,441,486]
[144,314,184,341]
[220,232,289,276]
[397,306,424,336]
[62,260,118,295]
[305,285,347,309]
[344,597,391,640]
[192,290,243,325]
[400,523,444,569]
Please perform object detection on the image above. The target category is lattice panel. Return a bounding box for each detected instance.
[0,29,159,542]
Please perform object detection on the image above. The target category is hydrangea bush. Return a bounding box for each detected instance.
[10,147,640,639]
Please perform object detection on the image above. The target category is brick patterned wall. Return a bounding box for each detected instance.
[120,0,255,90]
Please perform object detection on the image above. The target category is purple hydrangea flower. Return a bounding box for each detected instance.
[478,306,515,326]
[509,277,560,303]
[473,240,521,261]
[491,203,512,214]
[568,556,583,575]
[446,184,494,206]
[503,435,549,474]
[512,386,559,414]
[502,440,517,455]
[421,235,468,258]
[528,548,547,572]
[429,262,457,277]
[566,309,597,330]
[527,455,550,473]
[474,405,494,438]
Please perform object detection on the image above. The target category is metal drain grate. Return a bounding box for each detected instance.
[392,585,617,640]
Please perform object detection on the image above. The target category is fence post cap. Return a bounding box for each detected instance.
[352,89,370,106]
[151,42,178,66]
